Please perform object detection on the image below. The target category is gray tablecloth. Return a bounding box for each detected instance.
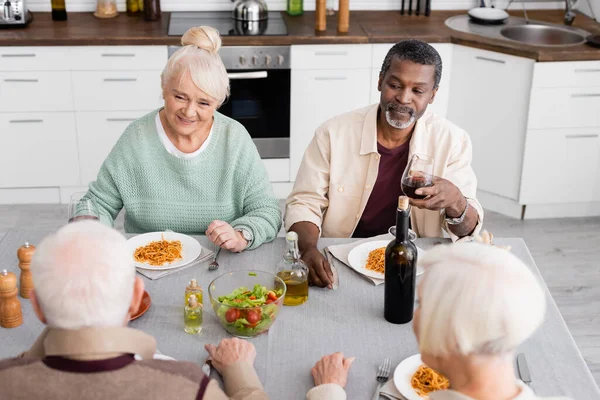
[0,229,598,399]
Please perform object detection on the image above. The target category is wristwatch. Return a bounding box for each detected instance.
[235,227,254,249]
[445,200,469,225]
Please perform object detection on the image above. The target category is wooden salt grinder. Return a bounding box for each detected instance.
[17,242,36,299]
[0,269,23,328]
[337,0,349,33]
[315,0,327,32]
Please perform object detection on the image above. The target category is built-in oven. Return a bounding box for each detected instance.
[167,45,291,159]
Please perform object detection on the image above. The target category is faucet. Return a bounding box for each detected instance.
[564,0,578,26]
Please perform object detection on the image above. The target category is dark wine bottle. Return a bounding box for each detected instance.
[384,196,418,324]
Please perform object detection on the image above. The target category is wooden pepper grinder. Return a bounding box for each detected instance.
[316,0,327,32]
[17,242,36,299]
[337,0,349,33]
[0,269,23,328]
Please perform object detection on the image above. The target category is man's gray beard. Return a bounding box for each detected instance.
[385,110,415,129]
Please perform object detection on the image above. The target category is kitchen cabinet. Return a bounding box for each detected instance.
[290,45,372,181]
[0,71,73,112]
[0,113,79,187]
[520,61,600,206]
[520,128,600,204]
[447,45,534,201]
[370,43,453,118]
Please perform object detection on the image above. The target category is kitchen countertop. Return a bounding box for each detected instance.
[0,10,599,61]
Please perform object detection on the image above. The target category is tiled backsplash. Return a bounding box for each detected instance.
[28,0,565,13]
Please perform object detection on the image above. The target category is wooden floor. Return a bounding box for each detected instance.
[0,204,598,387]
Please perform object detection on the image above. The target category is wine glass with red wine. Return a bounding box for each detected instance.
[68,192,100,223]
[401,154,435,199]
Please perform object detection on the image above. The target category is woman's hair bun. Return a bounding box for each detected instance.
[181,26,222,53]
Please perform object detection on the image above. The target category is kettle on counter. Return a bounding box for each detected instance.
[231,0,268,21]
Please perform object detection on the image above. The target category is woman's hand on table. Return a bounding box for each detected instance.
[302,247,334,289]
[205,338,257,374]
[311,352,355,387]
[206,220,248,253]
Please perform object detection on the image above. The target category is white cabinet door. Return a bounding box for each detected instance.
[0,113,79,187]
[528,87,600,129]
[0,71,73,112]
[370,43,452,118]
[72,71,163,111]
[520,128,600,204]
[447,45,534,201]
[76,111,152,185]
[290,68,371,180]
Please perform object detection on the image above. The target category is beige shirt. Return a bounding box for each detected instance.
[285,104,483,241]
[306,381,570,400]
[13,327,267,400]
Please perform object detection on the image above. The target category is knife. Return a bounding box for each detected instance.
[517,353,534,391]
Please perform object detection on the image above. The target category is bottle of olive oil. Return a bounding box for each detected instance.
[384,196,418,324]
[286,0,303,16]
[184,296,202,334]
[51,0,67,20]
[276,232,309,306]
[184,279,203,305]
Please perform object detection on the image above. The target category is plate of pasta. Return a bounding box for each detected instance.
[128,232,202,270]
[347,240,425,280]
[393,354,450,399]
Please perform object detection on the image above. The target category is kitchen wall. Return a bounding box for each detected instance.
[28,0,566,13]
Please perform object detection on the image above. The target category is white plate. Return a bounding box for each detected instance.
[393,353,427,400]
[128,231,202,270]
[347,240,425,280]
[468,7,509,22]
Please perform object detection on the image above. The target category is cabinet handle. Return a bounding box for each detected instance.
[475,56,506,64]
[1,54,36,58]
[565,134,599,139]
[101,53,136,57]
[228,71,268,80]
[9,119,43,123]
[574,68,600,73]
[314,76,347,81]
[314,51,348,56]
[571,93,600,98]
[4,79,38,83]
[103,78,138,82]
[106,118,137,122]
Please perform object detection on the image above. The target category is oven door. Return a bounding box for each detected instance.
[219,68,290,159]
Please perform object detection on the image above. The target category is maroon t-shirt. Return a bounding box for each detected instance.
[352,141,410,238]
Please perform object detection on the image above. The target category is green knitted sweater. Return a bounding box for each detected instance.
[87,109,282,250]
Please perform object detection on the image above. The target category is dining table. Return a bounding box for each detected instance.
[0,228,598,399]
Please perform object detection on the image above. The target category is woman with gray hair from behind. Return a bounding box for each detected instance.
[82,26,281,252]
[307,243,570,400]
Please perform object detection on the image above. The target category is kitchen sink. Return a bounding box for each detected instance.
[445,15,591,48]
[500,24,587,46]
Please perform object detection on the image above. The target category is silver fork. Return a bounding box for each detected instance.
[208,246,221,271]
[372,357,391,400]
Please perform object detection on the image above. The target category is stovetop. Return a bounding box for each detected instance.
[168,12,288,37]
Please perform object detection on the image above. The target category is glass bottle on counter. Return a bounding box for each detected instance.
[276,232,309,306]
[185,279,203,305]
[286,0,303,16]
[143,0,161,21]
[51,0,67,21]
[94,0,118,19]
[126,0,140,15]
[184,296,202,334]
[384,196,418,324]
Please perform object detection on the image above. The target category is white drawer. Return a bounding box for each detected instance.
[528,87,600,129]
[70,46,168,71]
[0,113,79,187]
[532,61,600,88]
[76,111,152,184]
[261,158,290,182]
[0,71,73,112]
[72,71,163,111]
[291,44,372,70]
[0,47,71,71]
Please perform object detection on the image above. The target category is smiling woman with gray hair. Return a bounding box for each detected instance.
[83,25,281,253]
[308,243,570,400]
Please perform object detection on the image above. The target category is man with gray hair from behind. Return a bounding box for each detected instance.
[0,221,268,400]
[307,243,571,400]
